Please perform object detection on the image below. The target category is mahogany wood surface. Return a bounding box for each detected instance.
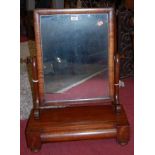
[114,53,121,112]
[31,57,40,118]
[26,104,129,151]
[25,8,130,151]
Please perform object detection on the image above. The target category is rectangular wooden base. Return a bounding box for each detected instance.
[25,105,129,152]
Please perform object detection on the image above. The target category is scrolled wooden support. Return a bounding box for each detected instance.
[31,56,40,119]
[21,56,40,119]
[114,53,121,113]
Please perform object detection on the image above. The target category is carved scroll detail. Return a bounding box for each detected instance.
[117,8,134,78]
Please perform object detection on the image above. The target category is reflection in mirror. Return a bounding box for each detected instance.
[40,14,109,101]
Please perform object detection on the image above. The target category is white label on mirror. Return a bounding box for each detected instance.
[71,16,78,21]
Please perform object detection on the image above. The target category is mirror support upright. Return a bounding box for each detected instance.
[114,53,121,113]
[21,56,40,119]
[31,57,40,119]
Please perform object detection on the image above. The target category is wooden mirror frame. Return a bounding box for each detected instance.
[33,8,117,111]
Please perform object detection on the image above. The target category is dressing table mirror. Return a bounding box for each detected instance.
[25,8,129,152]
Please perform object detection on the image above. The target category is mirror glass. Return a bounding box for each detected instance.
[40,14,109,101]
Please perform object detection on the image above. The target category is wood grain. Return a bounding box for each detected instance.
[26,104,129,150]
[26,8,130,151]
